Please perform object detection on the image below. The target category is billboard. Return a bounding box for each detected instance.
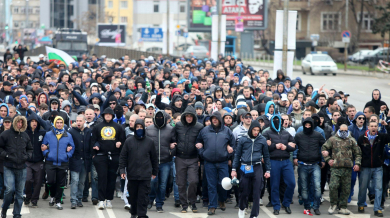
[188,0,268,32]
[97,24,126,46]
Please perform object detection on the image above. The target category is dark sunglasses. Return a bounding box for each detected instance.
[357,117,365,120]
[109,102,116,105]
[244,115,252,119]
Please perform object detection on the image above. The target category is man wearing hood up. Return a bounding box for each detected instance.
[145,111,175,212]
[42,97,70,127]
[91,108,125,210]
[294,118,326,216]
[0,115,33,218]
[364,89,388,115]
[232,120,271,218]
[0,103,9,127]
[322,124,361,215]
[196,111,236,215]
[195,102,205,124]
[262,114,296,215]
[172,106,203,213]
[264,101,276,120]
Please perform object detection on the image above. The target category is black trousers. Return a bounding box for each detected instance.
[175,157,199,207]
[239,165,263,218]
[93,155,119,201]
[25,161,44,202]
[128,180,151,218]
[321,163,330,194]
[45,163,68,203]
[382,164,390,205]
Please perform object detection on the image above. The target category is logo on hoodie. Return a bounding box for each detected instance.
[101,127,116,140]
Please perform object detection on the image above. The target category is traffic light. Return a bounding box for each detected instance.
[5,24,8,30]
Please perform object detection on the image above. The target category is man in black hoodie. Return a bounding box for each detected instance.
[294,118,326,216]
[364,89,388,115]
[91,108,125,210]
[41,97,70,127]
[172,106,203,213]
[119,119,158,218]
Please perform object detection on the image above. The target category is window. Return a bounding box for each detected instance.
[28,7,33,14]
[108,0,113,8]
[180,3,185,13]
[120,1,128,9]
[321,12,340,31]
[20,7,25,13]
[34,7,40,14]
[358,12,374,31]
[153,1,159,12]
[19,22,25,28]
[14,22,19,28]
[120,16,128,23]
[13,7,19,14]
[296,12,301,31]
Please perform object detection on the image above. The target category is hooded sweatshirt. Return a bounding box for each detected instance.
[264,101,276,120]
[364,89,388,115]
[348,111,367,141]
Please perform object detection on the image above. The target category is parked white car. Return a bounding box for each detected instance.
[301,53,338,75]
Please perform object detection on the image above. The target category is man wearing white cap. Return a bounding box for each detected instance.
[276,94,289,114]
[38,54,45,64]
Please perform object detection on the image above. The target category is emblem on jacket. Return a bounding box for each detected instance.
[101,127,116,140]
[39,135,43,141]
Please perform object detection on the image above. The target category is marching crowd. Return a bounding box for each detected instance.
[0,49,390,218]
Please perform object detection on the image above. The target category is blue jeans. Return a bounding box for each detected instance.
[91,163,98,200]
[270,159,296,210]
[204,161,228,209]
[3,166,27,216]
[358,167,383,211]
[351,166,375,199]
[149,162,172,207]
[172,157,179,201]
[70,163,87,204]
[298,164,321,210]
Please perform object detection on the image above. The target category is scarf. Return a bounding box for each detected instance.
[326,107,332,119]
[337,130,349,139]
[367,130,377,142]
[54,126,64,135]
[113,115,126,124]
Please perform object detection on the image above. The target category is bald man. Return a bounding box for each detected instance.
[125,114,139,137]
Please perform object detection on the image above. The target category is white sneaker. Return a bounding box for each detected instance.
[260,199,263,206]
[116,191,122,198]
[338,208,350,215]
[153,199,156,206]
[324,183,329,191]
[106,200,113,209]
[328,205,337,214]
[124,204,131,210]
[98,201,105,210]
[320,197,325,203]
[238,209,245,218]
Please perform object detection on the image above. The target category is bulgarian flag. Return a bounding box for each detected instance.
[46,46,76,66]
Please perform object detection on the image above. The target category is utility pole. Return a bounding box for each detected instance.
[282,0,289,74]
[167,0,170,56]
[344,0,348,71]
[217,0,222,56]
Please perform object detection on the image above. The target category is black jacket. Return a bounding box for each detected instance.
[91,108,126,156]
[119,119,158,180]
[262,114,296,160]
[294,118,326,164]
[173,106,204,159]
[146,111,175,164]
[319,106,333,127]
[41,97,70,127]
[68,126,92,172]
[0,116,33,169]
[364,90,388,115]
[358,131,390,168]
[0,88,13,101]
[26,114,46,163]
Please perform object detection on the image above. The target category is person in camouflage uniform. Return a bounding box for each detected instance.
[321,124,361,215]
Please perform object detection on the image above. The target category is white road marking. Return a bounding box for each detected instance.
[170,212,209,218]
[335,214,371,218]
[7,204,30,215]
[95,206,106,218]
[260,206,277,218]
[106,208,116,218]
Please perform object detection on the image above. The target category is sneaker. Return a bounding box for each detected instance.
[218,201,226,211]
[92,198,99,205]
[0,210,6,218]
[338,208,350,215]
[181,206,188,213]
[71,203,77,209]
[375,210,384,217]
[124,204,131,210]
[49,198,55,206]
[156,207,163,213]
[324,183,329,191]
[98,201,105,210]
[369,195,375,204]
[328,205,337,214]
[153,200,156,206]
[273,210,279,215]
[203,201,209,208]
[147,200,153,209]
[225,198,232,204]
[314,209,321,215]
[259,199,263,206]
[174,200,181,208]
[191,204,197,213]
[358,206,364,213]
[208,208,216,215]
[24,198,30,206]
[196,195,200,203]
[31,201,38,208]
[116,191,122,198]
[266,202,273,207]
[238,209,245,218]
[42,191,49,200]
[77,201,83,207]
[303,209,313,216]
[106,200,112,209]
[299,196,304,205]
[56,203,63,210]
[82,197,88,202]
[320,197,324,203]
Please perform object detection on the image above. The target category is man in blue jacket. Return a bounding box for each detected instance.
[232,121,271,218]
[41,116,75,210]
[196,111,236,215]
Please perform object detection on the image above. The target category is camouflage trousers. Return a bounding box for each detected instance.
[329,168,352,209]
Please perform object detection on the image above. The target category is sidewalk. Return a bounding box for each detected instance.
[244,60,390,78]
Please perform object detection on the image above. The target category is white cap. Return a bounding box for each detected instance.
[281,94,288,101]
[148,56,154,61]
[39,54,44,58]
[125,67,131,72]
[111,58,116,62]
